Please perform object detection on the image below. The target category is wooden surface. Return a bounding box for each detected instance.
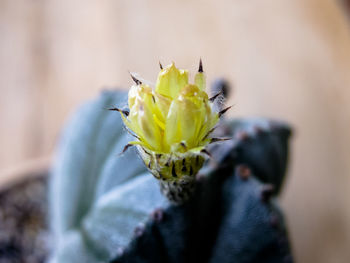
[1,0,350,262]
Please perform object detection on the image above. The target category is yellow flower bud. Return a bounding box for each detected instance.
[117,61,226,204]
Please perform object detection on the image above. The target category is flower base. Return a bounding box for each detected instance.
[159,175,196,205]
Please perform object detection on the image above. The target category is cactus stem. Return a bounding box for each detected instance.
[261,184,275,202]
[253,125,264,134]
[134,223,145,237]
[196,172,206,182]
[270,214,280,228]
[235,131,249,141]
[159,177,196,205]
[151,208,164,222]
[283,255,293,263]
[236,165,251,180]
[116,247,125,257]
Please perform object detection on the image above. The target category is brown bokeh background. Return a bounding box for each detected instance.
[1,0,350,262]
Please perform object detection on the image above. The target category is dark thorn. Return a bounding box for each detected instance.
[201,149,212,158]
[235,131,249,141]
[165,155,172,167]
[152,95,156,103]
[148,161,151,169]
[189,166,193,175]
[124,127,140,139]
[198,58,203,73]
[218,105,233,117]
[172,164,177,177]
[261,184,275,202]
[180,142,187,150]
[129,72,142,85]
[151,208,164,222]
[134,224,145,238]
[119,144,133,155]
[236,165,251,180]
[108,107,129,116]
[210,137,231,144]
[142,148,151,156]
[209,91,223,102]
[181,159,186,172]
[202,126,217,140]
[159,61,163,70]
[211,78,231,98]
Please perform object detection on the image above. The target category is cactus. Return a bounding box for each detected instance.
[49,74,293,262]
[111,117,293,263]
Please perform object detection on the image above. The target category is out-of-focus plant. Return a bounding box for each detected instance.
[49,62,294,263]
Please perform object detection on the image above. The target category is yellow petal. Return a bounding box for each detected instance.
[155,62,188,99]
[165,93,205,149]
[177,97,201,147]
[128,84,152,114]
[180,84,208,107]
[138,96,162,150]
[164,100,182,147]
[154,93,171,120]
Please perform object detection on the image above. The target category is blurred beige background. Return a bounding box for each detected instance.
[1,0,350,262]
